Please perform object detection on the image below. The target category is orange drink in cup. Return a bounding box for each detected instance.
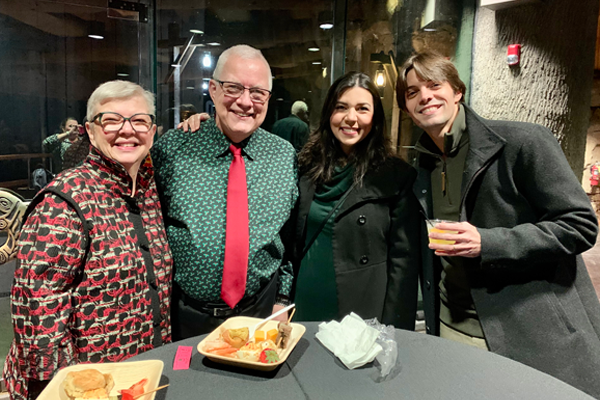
[426,219,458,245]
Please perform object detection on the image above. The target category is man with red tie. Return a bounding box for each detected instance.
[152,45,298,339]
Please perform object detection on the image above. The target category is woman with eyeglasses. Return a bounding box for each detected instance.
[291,72,420,329]
[3,80,173,400]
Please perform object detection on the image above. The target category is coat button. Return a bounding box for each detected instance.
[357,215,367,225]
[425,280,431,290]
[360,256,369,265]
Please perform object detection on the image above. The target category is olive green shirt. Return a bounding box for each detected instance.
[417,104,484,338]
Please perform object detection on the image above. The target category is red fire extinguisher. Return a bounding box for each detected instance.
[590,164,600,186]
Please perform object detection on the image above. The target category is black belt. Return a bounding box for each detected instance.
[177,287,258,318]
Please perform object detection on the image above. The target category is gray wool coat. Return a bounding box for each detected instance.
[413,104,600,398]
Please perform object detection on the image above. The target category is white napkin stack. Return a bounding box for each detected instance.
[315,312,383,369]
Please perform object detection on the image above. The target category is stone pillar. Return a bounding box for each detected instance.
[470,1,599,180]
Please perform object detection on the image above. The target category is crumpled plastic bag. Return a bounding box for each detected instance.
[315,312,383,369]
[364,318,401,382]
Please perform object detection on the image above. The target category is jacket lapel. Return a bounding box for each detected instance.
[459,105,507,218]
[297,175,315,242]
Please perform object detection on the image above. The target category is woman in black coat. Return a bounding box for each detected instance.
[292,72,420,329]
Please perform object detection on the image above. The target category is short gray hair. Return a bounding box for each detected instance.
[86,80,155,122]
[291,101,308,116]
[212,45,273,90]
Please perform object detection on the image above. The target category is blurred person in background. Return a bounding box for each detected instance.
[272,100,310,152]
[42,117,83,170]
[291,72,419,329]
[3,80,173,400]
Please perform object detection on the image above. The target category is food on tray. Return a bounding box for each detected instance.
[204,323,291,364]
[254,330,266,342]
[266,328,278,342]
[259,349,280,364]
[223,327,250,348]
[119,378,148,400]
[63,368,114,400]
[276,321,293,349]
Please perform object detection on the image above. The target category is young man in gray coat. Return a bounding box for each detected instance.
[397,51,600,398]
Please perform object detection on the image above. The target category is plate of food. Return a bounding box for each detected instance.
[197,316,305,371]
[37,359,164,400]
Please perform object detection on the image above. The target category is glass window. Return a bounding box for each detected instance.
[155,1,336,134]
[0,0,153,196]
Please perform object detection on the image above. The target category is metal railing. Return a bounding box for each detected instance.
[0,153,53,189]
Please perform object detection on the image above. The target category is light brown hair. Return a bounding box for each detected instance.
[396,51,466,111]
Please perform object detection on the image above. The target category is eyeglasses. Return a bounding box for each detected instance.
[215,80,271,104]
[92,112,155,133]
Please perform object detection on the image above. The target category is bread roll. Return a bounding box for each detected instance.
[63,368,114,400]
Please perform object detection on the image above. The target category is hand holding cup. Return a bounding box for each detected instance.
[427,220,482,258]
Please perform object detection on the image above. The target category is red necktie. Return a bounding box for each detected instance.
[221,144,249,308]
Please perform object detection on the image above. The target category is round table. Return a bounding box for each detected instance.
[129,322,594,400]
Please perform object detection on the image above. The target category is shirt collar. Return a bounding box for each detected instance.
[205,118,258,161]
[443,103,467,156]
[87,146,153,197]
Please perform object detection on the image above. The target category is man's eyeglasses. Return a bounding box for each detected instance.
[215,80,272,104]
[92,112,155,133]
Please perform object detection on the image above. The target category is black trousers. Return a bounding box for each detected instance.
[171,272,279,340]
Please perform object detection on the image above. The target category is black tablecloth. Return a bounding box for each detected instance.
[129,322,594,400]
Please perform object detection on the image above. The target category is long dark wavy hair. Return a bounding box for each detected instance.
[298,71,393,186]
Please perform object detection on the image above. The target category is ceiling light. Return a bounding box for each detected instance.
[312,61,322,65]
[202,82,208,90]
[202,54,212,68]
[88,34,104,40]
[190,29,204,34]
[117,73,129,77]
[208,42,220,46]
[319,23,333,30]
[171,64,180,68]
[308,47,320,52]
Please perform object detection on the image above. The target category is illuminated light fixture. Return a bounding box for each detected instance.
[88,34,104,40]
[117,73,129,77]
[322,67,327,78]
[208,42,220,46]
[186,86,195,90]
[276,98,284,101]
[375,65,386,88]
[308,47,320,52]
[190,29,204,34]
[171,64,180,67]
[318,10,333,30]
[202,54,212,68]
[423,28,437,32]
[312,61,322,65]
[202,82,208,90]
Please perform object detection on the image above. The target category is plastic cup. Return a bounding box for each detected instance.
[426,219,458,245]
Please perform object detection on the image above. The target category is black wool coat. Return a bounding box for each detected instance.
[291,158,420,329]
[413,104,600,398]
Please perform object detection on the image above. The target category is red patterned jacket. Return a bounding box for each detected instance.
[3,147,173,400]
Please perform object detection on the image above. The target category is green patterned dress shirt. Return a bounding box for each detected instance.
[151,118,298,302]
